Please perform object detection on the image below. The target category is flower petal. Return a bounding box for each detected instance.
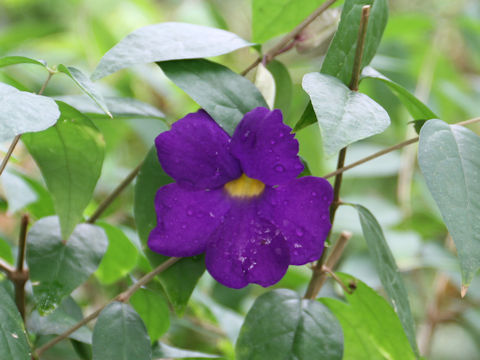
[231,107,303,185]
[259,177,333,265]
[205,203,290,289]
[155,109,242,190]
[148,183,231,257]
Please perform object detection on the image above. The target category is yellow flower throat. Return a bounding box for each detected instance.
[224,174,265,198]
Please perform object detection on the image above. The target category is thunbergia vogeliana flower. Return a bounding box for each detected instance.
[148,107,333,289]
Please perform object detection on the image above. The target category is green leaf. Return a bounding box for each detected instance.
[23,101,105,239]
[55,95,165,119]
[252,0,325,43]
[26,216,108,314]
[321,0,388,86]
[302,72,390,155]
[0,56,46,68]
[293,101,316,132]
[267,60,293,118]
[95,223,139,285]
[418,119,480,289]
[0,82,60,142]
[133,147,205,315]
[159,59,267,135]
[28,296,92,344]
[236,289,343,360]
[92,22,252,80]
[58,65,112,118]
[321,273,416,360]
[352,205,419,356]
[361,67,437,120]
[92,302,151,360]
[0,286,31,360]
[0,237,14,265]
[20,176,56,219]
[130,289,170,343]
[152,342,220,359]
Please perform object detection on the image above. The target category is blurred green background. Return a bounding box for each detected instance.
[1,0,480,359]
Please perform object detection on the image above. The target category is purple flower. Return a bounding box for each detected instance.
[148,107,333,289]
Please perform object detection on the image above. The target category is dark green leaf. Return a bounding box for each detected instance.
[302,72,390,155]
[322,273,416,360]
[418,119,480,289]
[0,56,46,68]
[0,286,31,360]
[236,289,343,360]
[361,67,437,120]
[352,205,419,356]
[266,60,292,117]
[92,302,151,360]
[95,223,138,285]
[152,342,219,359]
[159,59,267,135]
[411,119,427,134]
[28,296,92,344]
[0,237,14,265]
[293,101,316,132]
[71,340,92,360]
[26,216,108,314]
[133,147,205,315]
[23,101,105,239]
[58,65,112,118]
[20,176,56,219]
[92,22,252,80]
[252,0,325,43]
[0,82,59,142]
[321,0,388,86]
[130,289,170,343]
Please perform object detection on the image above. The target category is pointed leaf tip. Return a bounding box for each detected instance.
[461,284,469,298]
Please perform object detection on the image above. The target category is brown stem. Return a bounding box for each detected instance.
[35,257,180,357]
[322,265,353,294]
[0,259,15,275]
[0,71,54,178]
[13,214,29,321]
[87,161,143,224]
[241,0,339,75]
[304,231,352,299]
[349,6,371,91]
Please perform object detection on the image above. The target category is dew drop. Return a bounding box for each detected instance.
[296,228,304,237]
[283,200,289,206]
[186,209,194,216]
[274,164,285,173]
[321,214,327,220]
[209,212,215,218]
[311,191,317,197]
[293,243,302,248]
[279,132,284,138]
[323,195,328,201]
[270,140,276,145]
[181,224,187,229]
[11,333,18,339]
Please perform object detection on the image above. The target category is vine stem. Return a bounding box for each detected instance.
[0,259,15,275]
[87,161,144,224]
[34,257,180,357]
[0,71,54,178]
[323,116,480,179]
[241,0,339,75]
[304,5,371,300]
[14,214,29,321]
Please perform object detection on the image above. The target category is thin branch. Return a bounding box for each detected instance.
[35,257,180,357]
[14,214,29,321]
[349,6,371,91]
[0,259,15,275]
[241,0,339,75]
[304,231,352,299]
[0,71,54,178]
[323,115,480,180]
[87,161,144,224]
[322,265,353,294]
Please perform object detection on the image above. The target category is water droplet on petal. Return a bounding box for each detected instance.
[181,224,187,229]
[209,212,215,218]
[283,200,289,205]
[312,191,317,197]
[321,215,327,220]
[296,228,304,237]
[187,209,194,216]
[270,140,276,145]
[279,132,284,138]
[323,195,328,201]
[294,243,302,248]
[274,164,285,173]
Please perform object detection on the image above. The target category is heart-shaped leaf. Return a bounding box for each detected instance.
[302,72,390,155]
[92,302,151,360]
[236,289,343,360]
[0,82,59,142]
[26,216,108,314]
